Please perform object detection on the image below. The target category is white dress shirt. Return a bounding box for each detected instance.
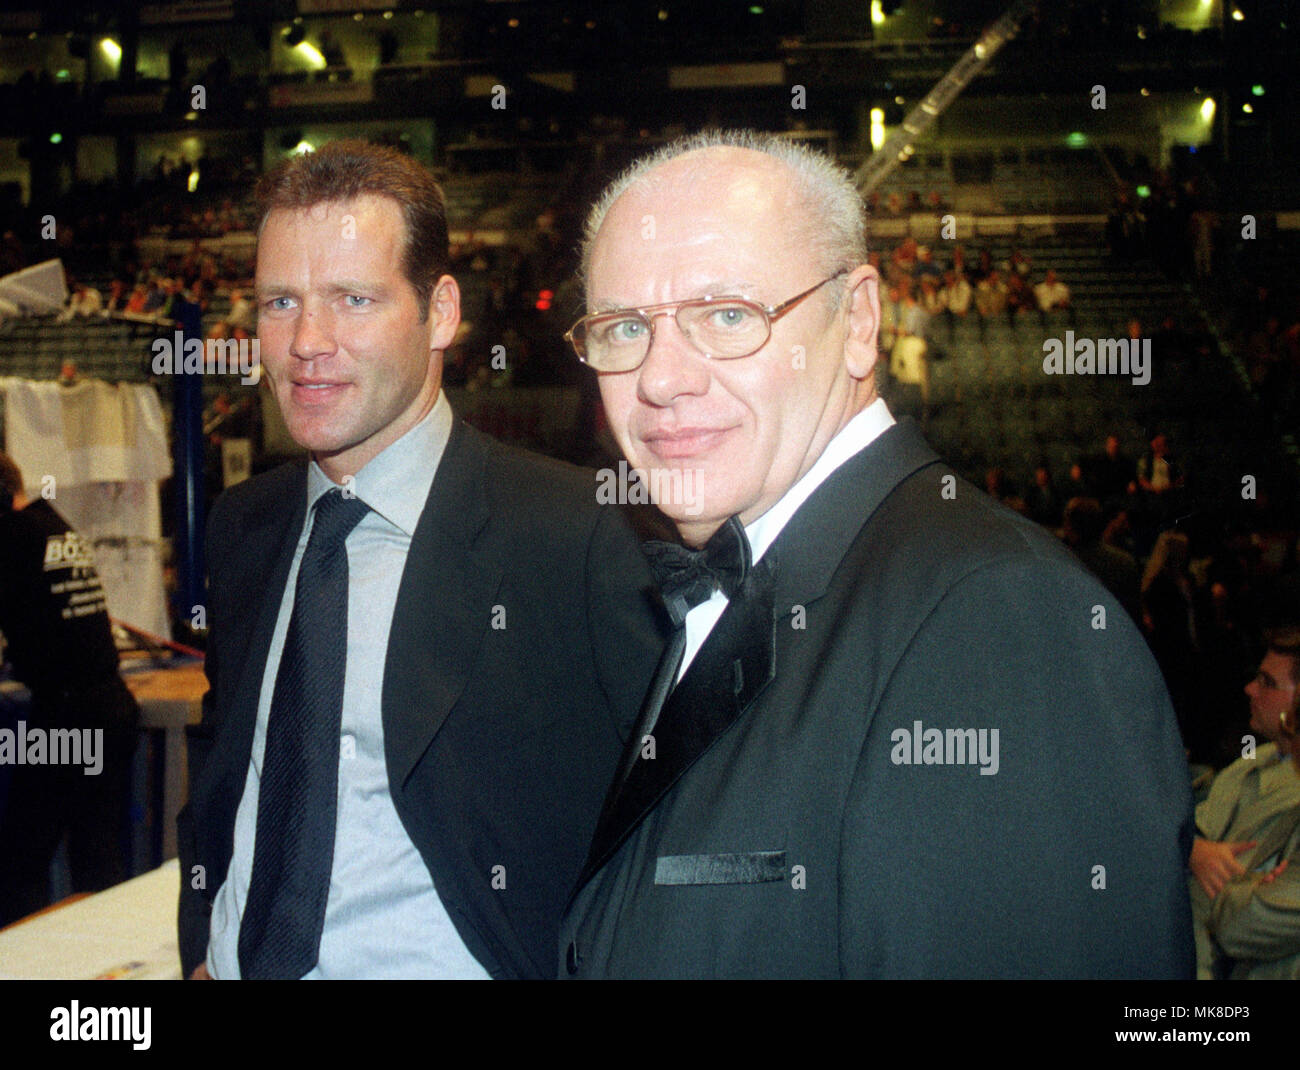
[677,397,896,681]
[208,392,490,979]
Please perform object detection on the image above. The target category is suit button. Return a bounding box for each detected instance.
[565,940,580,976]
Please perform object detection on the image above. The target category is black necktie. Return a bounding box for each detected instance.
[643,515,751,628]
[239,488,370,980]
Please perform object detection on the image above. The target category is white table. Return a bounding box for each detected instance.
[0,859,181,979]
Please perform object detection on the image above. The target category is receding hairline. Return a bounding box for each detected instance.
[1266,626,1300,686]
[579,131,868,292]
[617,142,798,192]
[255,190,404,239]
[589,147,806,257]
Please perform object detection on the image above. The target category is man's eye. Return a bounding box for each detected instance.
[601,317,647,344]
[344,295,371,308]
[705,303,757,329]
[264,297,293,312]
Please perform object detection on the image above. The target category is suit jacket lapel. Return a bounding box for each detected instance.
[574,417,942,894]
[383,418,502,788]
[210,465,307,801]
[578,561,778,887]
[769,417,940,611]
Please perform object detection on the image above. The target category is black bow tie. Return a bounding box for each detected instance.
[643,516,752,628]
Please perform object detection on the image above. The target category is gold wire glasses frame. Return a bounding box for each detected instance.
[566,269,849,373]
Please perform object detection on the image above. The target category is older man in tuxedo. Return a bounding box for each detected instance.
[177,141,661,979]
[559,130,1193,978]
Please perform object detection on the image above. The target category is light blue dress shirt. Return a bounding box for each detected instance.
[207,392,490,978]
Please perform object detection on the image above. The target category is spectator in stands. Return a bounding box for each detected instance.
[161,277,185,320]
[914,245,941,280]
[984,467,1013,503]
[1193,628,1300,978]
[1090,434,1135,508]
[1062,497,1141,624]
[1033,268,1072,323]
[124,284,148,315]
[1006,246,1032,278]
[1063,459,1091,503]
[1143,529,1203,753]
[1102,506,1140,561]
[890,280,931,410]
[142,276,168,315]
[941,269,971,337]
[1005,272,1033,324]
[975,269,1008,335]
[1024,463,1063,529]
[104,279,128,314]
[58,282,102,321]
[918,274,946,321]
[1136,431,1184,523]
[891,236,918,276]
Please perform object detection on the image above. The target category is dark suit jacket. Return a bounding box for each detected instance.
[177,417,663,979]
[562,419,1194,978]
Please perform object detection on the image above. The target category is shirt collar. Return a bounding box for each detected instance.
[745,396,895,564]
[306,390,453,536]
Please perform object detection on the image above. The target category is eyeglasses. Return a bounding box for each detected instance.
[566,270,848,373]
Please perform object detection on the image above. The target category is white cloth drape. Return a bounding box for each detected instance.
[1,377,172,637]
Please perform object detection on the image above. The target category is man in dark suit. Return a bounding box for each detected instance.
[177,141,660,978]
[559,131,1194,978]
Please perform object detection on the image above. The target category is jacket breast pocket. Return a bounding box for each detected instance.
[654,850,787,886]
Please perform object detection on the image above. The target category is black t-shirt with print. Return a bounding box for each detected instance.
[0,498,122,694]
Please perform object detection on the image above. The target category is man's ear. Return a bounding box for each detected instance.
[843,264,880,380]
[427,274,461,351]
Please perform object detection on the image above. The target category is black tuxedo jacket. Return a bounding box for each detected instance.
[177,417,663,978]
[562,419,1194,978]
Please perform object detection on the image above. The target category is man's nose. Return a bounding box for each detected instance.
[290,306,337,361]
[636,311,710,406]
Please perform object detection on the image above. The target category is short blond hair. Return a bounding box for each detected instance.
[579,129,868,301]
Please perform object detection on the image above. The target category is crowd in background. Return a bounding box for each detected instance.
[980,429,1297,769]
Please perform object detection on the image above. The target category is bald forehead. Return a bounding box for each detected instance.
[593,147,811,269]
[646,145,792,187]
[614,146,797,215]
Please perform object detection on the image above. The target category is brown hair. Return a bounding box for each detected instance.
[255,140,449,320]
[1267,626,1300,690]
